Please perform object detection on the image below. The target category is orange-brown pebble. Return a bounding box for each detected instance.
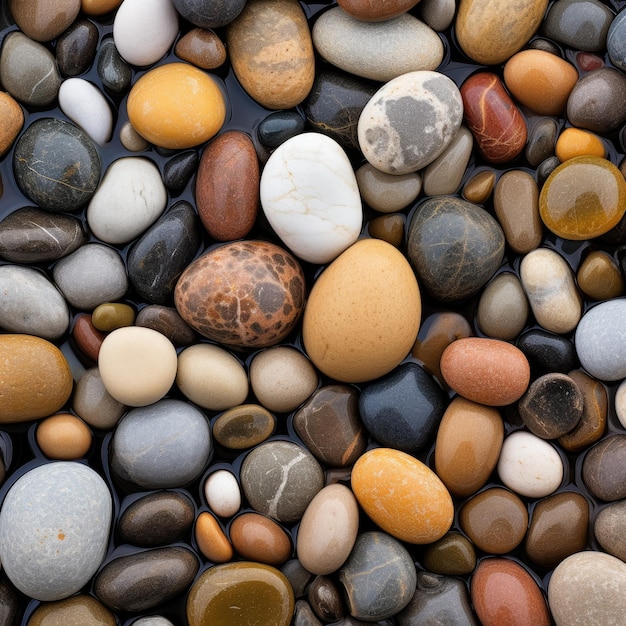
[72,314,105,362]
[229,512,292,566]
[503,49,579,116]
[462,169,496,204]
[195,512,234,563]
[440,337,531,406]
[36,413,93,460]
[577,250,624,300]
[555,128,606,161]
[0,92,24,158]
[175,28,227,69]
[127,62,226,150]
[81,0,122,15]
[367,214,404,248]
[351,448,454,544]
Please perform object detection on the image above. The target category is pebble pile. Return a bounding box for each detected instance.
[1,0,626,624]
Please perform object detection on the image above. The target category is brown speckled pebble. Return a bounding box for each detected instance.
[594,500,626,561]
[582,434,626,501]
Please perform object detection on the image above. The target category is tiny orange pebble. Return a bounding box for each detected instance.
[195,512,234,563]
[36,413,93,460]
[556,128,606,161]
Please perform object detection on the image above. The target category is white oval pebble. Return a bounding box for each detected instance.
[98,326,178,406]
[175,344,248,411]
[113,0,179,67]
[356,164,422,213]
[260,132,362,264]
[204,469,241,518]
[58,78,113,145]
[87,157,167,244]
[497,430,563,498]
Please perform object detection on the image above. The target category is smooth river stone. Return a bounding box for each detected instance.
[583,434,626,501]
[525,491,589,568]
[293,385,367,467]
[477,273,529,341]
[461,72,527,164]
[307,577,345,622]
[351,448,453,544]
[337,0,420,21]
[174,240,305,348]
[8,0,80,41]
[594,500,626,561]
[72,367,126,430]
[135,304,196,346]
[175,27,227,69]
[302,238,421,383]
[240,440,324,523]
[230,513,292,565]
[128,201,200,304]
[56,18,99,76]
[358,70,463,175]
[0,265,69,340]
[196,131,258,241]
[471,558,551,626]
[213,404,276,450]
[257,110,305,149]
[339,532,416,621]
[313,9,443,82]
[0,462,111,601]
[13,118,100,212]
[367,213,404,247]
[226,0,315,109]
[97,37,132,95]
[421,532,477,576]
[608,8,626,71]
[516,329,577,374]
[260,133,362,264]
[422,126,473,196]
[0,92,23,158]
[440,337,530,406]
[407,196,504,302]
[163,150,198,193]
[462,169,496,204]
[577,250,625,300]
[127,63,226,149]
[94,547,199,613]
[204,469,241,517]
[111,399,211,489]
[195,511,233,563]
[26,594,116,626]
[555,128,606,161]
[359,362,447,454]
[548,551,626,626]
[435,396,504,497]
[356,163,422,213]
[36,413,93,460]
[0,335,72,423]
[172,0,246,28]
[187,562,294,626]
[526,117,558,167]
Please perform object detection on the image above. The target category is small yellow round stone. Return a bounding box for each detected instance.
[555,128,606,161]
[127,62,226,149]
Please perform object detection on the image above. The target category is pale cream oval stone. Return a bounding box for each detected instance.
[477,272,529,340]
[204,469,241,518]
[356,164,422,213]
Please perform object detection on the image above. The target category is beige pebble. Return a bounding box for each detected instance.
[420,0,455,30]
[36,413,93,460]
[355,163,422,213]
[98,327,178,406]
[520,248,582,334]
[477,272,529,340]
[92,302,136,331]
[423,126,473,196]
[119,121,149,152]
[462,169,495,204]
[249,346,318,413]
[577,250,624,301]
[176,343,248,411]
[72,367,126,430]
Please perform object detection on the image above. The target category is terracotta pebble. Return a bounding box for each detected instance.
[36,413,93,460]
[175,28,227,69]
[336,0,420,21]
[72,314,105,362]
[230,512,292,566]
[0,91,24,157]
[577,250,625,300]
[195,512,233,563]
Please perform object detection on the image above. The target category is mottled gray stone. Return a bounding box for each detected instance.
[110,399,212,489]
[172,0,246,28]
[97,37,132,95]
[608,9,626,71]
[594,500,626,561]
[135,305,196,346]
[0,265,69,340]
[582,435,626,501]
[0,462,112,601]
[240,440,324,524]
[294,600,323,626]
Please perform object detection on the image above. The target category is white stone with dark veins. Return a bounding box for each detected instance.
[358,70,463,175]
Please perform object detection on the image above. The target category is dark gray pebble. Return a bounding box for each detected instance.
[294,600,323,626]
[308,575,346,622]
[97,37,132,95]
[135,304,196,346]
[526,118,558,167]
[258,111,306,149]
[281,559,314,599]
[516,329,578,374]
[163,151,198,194]
[172,0,246,28]
[56,19,99,77]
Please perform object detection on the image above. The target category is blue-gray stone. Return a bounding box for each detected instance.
[608,8,626,71]
[0,462,112,601]
[258,111,306,149]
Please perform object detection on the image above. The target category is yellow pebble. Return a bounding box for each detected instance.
[92,302,136,331]
[556,128,606,162]
[36,414,93,460]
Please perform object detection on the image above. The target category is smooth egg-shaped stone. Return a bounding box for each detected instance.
[461,72,527,164]
[260,133,362,264]
[526,117,558,167]
[257,110,305,149]
[307,576,345,622]
[72,367,126,430]
[577,250,624,300]
[127,62,225,149]
[213,404,276,450]
[456,0,549,65]
[421,532,477,576]
[56,18,99,77]
[0,462,112,601]
[36,413,93,460]
[174,240,305,349]
[351,448,453,544]
[204,469,241,517]
[583,434,626,501]
[226,0,315,109]
[516,329,577,374]
[187,562,294,626]
[26,594,115,626]
[9,0,80,41]
[313,9,443,82]
[0,335,73,423]
[297,484,359,576]
[175,27,227,69]
[97,37,132,95]
[195,511,233,563]
[230,513,292,566]
[440,337,530,406]
[594,500,626,561]
[435,397,504,497]
[356,163,422,213]
[337,0,420,21]
[555,128,606,161]
[302,238,421,383]
[539,156,626,240]
[477,272,529,341]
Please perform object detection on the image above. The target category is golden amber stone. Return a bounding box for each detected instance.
[539,155,626,240]
[555,128,606,161]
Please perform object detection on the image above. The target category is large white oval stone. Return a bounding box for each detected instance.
[260,132,362,264]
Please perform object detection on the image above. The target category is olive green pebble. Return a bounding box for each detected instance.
[92,302,136,331]
[421,531,477,576]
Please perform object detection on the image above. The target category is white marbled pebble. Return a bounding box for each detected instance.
[423,126,473,196]
[176,343,248,412]
[113,0,179,67]
[58,78,113,145]
[497,430,563,498]
[0,462,111,601]
[575,298,626,382]
[98,326,178,406]
[260,132,362,264]
[204,469,241,518]
[0,265,69,340]
[312,8,444,82]
[355,163,422,213]
[53,243,128,310]
[358,70,463,175]
[87,157,167,244]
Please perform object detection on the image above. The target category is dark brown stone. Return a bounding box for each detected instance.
[308,576,345,622]
[583,434,626,501]
[421,531,477,576]
[367,214,404,248]
[56,19,99,76]
[72,314,105,363]
[175,27,227,69]
[135,305,196,346]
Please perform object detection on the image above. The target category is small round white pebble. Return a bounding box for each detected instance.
[204,469,241,517]
[98,326,178,407]
[615,379,626,429]
[497,430,564,498]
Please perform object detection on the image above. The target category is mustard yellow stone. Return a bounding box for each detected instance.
[127,62,226,149]
[351,448,454,544]
[555,128,606,161]
[92,302,136,331]
[539,156,626,240]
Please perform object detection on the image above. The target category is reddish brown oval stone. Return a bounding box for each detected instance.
[72,314,105,362]
[336,0,420,21]
[461,72,527,164]
[196,130,259,242]
[230,512,292,565]
[175,28,227,70]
